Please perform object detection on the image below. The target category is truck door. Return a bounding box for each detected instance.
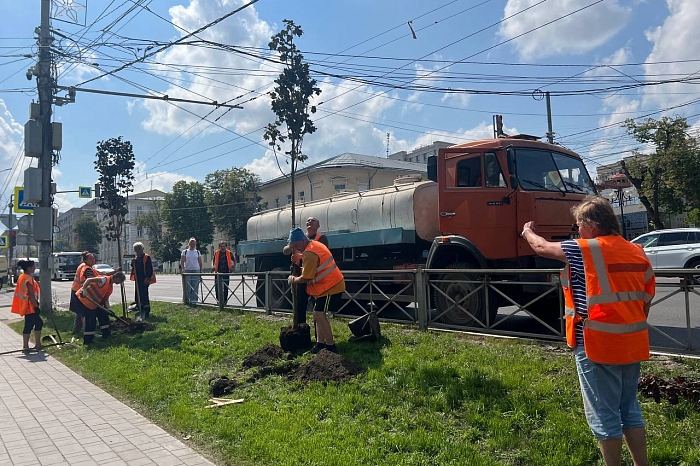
[438,149,517,260]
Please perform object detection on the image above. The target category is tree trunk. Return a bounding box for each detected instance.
[115,216,127,318]
[291,141,296,228]
[621,160,664,230]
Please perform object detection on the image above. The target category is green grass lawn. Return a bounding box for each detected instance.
[12,303,700,466]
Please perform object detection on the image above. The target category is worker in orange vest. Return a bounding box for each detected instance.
[11,259,43,352]
[71,251,120,335]
[131,242,155,321]
[522,196,654,466]
[287,227,345,354]
[79,271,126,344]
[212,241,235,305]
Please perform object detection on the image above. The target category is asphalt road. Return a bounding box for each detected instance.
[1,275,698,352]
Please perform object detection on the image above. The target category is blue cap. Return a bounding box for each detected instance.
[288,227,307,243]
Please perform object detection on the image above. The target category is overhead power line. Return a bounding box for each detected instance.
[74,0,262,87]
[57,85,243,108]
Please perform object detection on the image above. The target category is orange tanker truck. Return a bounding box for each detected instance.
[238,135,596,325]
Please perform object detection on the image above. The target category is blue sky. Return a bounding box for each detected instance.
[1,0,699,221]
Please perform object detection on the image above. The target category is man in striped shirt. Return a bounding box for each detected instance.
[521,196,652,466]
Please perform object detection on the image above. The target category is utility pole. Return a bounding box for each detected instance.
[545,91,554,144]
[6,195,13,284]
[37,0,53,312]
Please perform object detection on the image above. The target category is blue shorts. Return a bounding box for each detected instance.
[574,346,645,440]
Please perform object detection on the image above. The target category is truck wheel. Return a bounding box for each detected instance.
[434,263,498,327]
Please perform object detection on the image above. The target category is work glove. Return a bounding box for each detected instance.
[287,275,296,287]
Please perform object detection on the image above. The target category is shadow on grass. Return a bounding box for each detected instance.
[336,336,391,372]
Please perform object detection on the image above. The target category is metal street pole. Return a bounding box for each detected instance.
[545,91,554,144]
[6,196,12,284]
[618,187,627,239]
[37,0,53,312]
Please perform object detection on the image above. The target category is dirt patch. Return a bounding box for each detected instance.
[111,319,155,335]
[279,323,312,353]
[288,349,363,384]
[210,375,239,397]
[639,375,700,406]
[242,344,286,369]
[247,361,300,383]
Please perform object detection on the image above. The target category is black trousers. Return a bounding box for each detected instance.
[23,309,43,334]
[83,307,111,344]
[215,274,230,305]
[135,282,150,318]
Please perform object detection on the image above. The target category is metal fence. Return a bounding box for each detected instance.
[179,267,699,355]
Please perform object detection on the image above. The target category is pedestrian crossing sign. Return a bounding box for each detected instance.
[0,236,7,249]
[79,186,92,198]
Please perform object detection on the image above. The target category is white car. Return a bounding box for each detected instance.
[94,264,115,275]
[631,228,700,277]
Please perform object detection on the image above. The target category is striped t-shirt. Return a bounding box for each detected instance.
[561,240,588,345]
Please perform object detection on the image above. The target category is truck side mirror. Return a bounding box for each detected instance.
[427,156,437,182]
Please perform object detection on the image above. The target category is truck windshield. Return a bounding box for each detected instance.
[60,255,81,266]
[516,148,595,195]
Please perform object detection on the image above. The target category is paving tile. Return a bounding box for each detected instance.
[0,321,215,466]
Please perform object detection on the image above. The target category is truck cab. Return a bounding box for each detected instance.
[428,137,595,270]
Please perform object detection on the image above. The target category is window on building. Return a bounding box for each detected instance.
[299,191,305,201]
[334,183,346,192]
[455,156,482,187]
[287,194,292,204]
[136,227,143,237]
[275,198,280,208]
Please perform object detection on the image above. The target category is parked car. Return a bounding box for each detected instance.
[94,263,115,275]
[631,228,700,281]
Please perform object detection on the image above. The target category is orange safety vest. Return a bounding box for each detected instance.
[78,276,114,310]
[305,240,344,297]
[213,249,233,273]
[12,273,38,317]
[561,235,655,364]
[72,263,99,292]
[130,254,156,284]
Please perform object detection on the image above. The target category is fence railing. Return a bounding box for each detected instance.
[179,267,699,354]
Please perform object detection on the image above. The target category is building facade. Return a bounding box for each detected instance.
[257,152,427,209]
[388,141,454,164]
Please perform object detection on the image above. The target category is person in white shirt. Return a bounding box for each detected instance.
[180,237,203,304]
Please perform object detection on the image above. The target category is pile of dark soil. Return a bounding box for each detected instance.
[279,323,312,353]
[288,349,363,384]
[638,375,700,405]
[111,319,155,335]
[242,343,286,369]
[210,375,238,397]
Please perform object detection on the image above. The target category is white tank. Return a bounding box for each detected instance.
[247,179,440,242]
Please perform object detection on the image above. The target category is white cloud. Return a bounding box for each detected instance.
[498,0,631,59]
[0,99,23,205]
[139,0,277,136]
[642,0,700,109]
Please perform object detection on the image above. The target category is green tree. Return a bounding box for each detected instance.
[95,136,135,317]
[263,19,321,227]
[159,235,183,263]
[205,167,261,244]
[135,201,163,258]
[54,237,70,252]
[163,181,213,250]
[73,215,102,253]
[622,116,699,229]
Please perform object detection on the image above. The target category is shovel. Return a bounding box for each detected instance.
[82,294,132,326]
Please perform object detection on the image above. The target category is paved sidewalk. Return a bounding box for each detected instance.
[0,321,216,466]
